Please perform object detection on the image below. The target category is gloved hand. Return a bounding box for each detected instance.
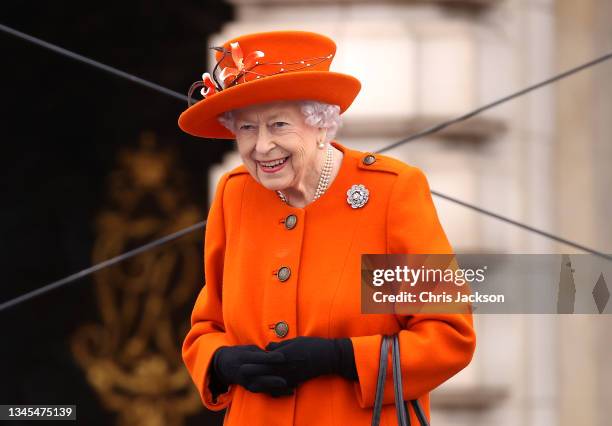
[264,336,358,388]
[210,344,295,398]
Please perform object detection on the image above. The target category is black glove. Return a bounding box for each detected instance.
[264,336,358,388]
[210,344,295,398]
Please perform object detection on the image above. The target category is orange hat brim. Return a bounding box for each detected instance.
[178,70,361,139]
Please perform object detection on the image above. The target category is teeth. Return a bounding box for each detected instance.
[261,157,288,167]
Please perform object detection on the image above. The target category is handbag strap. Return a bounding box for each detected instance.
[371,334,430,426]
[392,334,430,426]
[371,334,389,426]
[392,334,410,425]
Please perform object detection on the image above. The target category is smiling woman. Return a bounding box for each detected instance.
[177,30,476,426]
[218,100,344,208]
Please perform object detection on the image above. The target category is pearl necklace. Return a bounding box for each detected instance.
[277,144,334,205]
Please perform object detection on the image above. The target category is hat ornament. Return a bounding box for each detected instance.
[187,41,334,106]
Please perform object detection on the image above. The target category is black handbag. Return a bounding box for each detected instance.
[371,334,430,426]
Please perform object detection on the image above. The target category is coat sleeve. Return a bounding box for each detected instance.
[182,171,236,411]
[350,166,477,408]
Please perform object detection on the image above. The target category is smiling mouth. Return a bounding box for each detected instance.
[258,156,290,169]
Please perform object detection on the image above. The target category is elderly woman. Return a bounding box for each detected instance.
[179,30,476,426]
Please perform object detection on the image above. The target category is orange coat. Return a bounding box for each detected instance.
[182,140,476,426]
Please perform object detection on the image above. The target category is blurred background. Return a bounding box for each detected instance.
[1,0,611,425]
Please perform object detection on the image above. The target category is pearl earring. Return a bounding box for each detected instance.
[317,140,325,149]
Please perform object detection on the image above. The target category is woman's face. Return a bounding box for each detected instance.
[232,100,326,193]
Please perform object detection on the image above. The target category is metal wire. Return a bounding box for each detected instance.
[0,222,205,312]
[0,23,188,102]
[1,22,611,313]
[431,191,612,261]
[376,50,612,152]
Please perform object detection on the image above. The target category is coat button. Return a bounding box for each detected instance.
[277,266,291,282]
[274,321,289,338]
[284,214,297,230]
[363,154,376,165]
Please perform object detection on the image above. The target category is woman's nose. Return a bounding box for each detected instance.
[255,127,275,153]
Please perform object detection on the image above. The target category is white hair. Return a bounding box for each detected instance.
[217,100,342,143]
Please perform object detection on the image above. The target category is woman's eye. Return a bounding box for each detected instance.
[239,124,255,130]
[273,122,289,128]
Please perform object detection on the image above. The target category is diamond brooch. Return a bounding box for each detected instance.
[346,184,369,208]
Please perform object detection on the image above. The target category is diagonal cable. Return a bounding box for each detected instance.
[0,222,205,312]
[0,23,187,102]
[431,191,612,261]
[1,23,611,312]
[376,50,612,152]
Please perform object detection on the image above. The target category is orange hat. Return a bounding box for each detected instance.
[177,30,362,139]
